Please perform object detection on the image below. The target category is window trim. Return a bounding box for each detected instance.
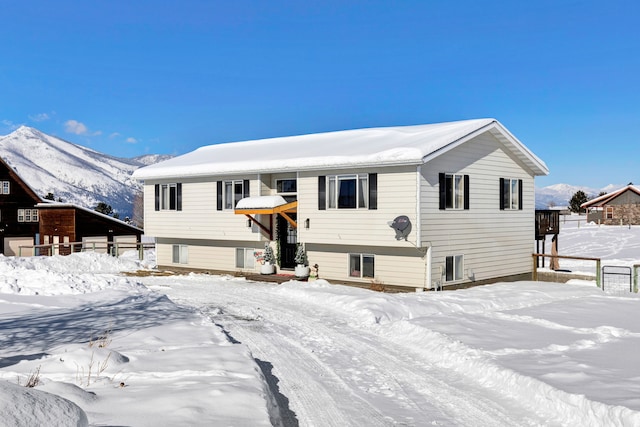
[606,206,614,219]
[155,183,182,211]
[235,247,256,269]
[500,178,523,210]
[445,254,464,282]
[172,244,188,264]
[1,181,10,195]
[218,180,250,211]
[439,173,469,210]
[276,178,297,194]
[17,208,39,222]
[320,173,377,210]
[348,253,375,279]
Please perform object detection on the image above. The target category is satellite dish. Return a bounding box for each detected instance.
[388,215,412,240]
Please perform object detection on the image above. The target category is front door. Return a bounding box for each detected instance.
[277,214,297,269]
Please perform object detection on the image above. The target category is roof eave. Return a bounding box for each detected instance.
[420,120,549,176]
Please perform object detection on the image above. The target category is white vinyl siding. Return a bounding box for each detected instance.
[421,131,535,287]
[144,177,262,241]
[298,166,416,248]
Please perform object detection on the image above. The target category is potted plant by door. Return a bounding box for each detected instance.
[261,243,275,275]
[294,244,310,278]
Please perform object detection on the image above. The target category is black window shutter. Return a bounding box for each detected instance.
[216,181,223,211]
[243,180,250,198]
[499,178,505,210]
[439,173,446,210]
[176,183,182,211]
[154,184,160,211]
[464,175,470,210]
[518,179,523,210]
[318,176,326,210]
[368,173,377,210]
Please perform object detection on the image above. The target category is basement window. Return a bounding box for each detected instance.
[172,244,188,264]
[235,248,255,269]
[445,255,464,282]
[349,253,375,278]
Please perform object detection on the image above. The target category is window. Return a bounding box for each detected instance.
[445,255,464,282]
[1,181,9,194]
[235,248,255,269]
[319,174,377,210]
[276,179,297,193]
[500,178,523,210]
[172,244,188,264]
[17,209,38,222]
[217,180,249,210]
[154,183,182,211]
[439,173,469,210]
[349,253,375,278]
[606,206,614,219]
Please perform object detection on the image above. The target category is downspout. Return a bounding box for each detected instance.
[416,165,422,248]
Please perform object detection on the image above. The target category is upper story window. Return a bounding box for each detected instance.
[318,173,377,210]
[1,181,10,194]
[276,179,297,194]
[154,183,182,211]
[439,173,469,210]
[18,209,38,222]
[217,180,250,211]
[499,178,523,210]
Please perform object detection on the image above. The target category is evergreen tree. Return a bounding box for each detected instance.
[568,190,589,213]
[94,202,114,216]
[44,192,55,200]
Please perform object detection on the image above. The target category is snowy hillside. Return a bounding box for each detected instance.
[0,126,169,218]
[535,182,620,209]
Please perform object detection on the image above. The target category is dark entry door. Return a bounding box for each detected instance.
[277,214,297,269]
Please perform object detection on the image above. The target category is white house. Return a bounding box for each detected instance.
[133,118,548,290]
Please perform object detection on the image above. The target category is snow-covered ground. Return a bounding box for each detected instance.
[2,219,640,426]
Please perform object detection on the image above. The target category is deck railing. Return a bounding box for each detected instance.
[532,253,602,288]
[18,241,155,260]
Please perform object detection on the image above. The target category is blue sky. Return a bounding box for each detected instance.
[1,1,638,189]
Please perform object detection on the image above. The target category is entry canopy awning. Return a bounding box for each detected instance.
[234,195,297,214]
[235,196,298,237]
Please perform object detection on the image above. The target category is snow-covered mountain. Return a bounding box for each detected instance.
[535,183,620,209]
[0,126,169,218]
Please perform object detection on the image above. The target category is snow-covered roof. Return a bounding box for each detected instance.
[133,119,548,180]
[581,185,640,208]
[35,201,143,231]
[235,195,288,210]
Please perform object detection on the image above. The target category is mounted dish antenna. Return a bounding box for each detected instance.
[388,215,412,241]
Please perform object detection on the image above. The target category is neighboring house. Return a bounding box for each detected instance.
[0,156,142,256]
[35,203,143,256]
[133,118,548,290]
[582,185,640,225]
[0,157,43,255]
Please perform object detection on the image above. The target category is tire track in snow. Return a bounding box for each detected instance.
[191,286,548,427]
